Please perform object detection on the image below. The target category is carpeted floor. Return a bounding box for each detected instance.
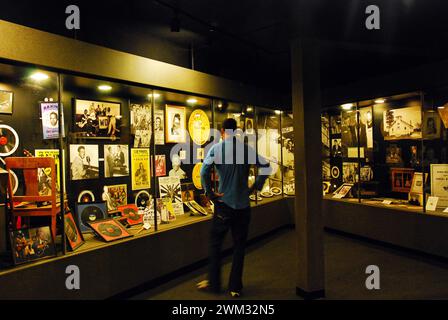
[130,228,448,300]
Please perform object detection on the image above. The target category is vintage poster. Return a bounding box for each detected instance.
[430,164,448,207]
[382,106,422,140]
[69,144,99,180]
[154,110,165,145]
[41,102,60,139]
[130,103,151,147]
[131,148,150,190]
[103,184,127,212]
[155,154,166,177]
[35,149,63,195]
[165,105,186,143]
[188,109,210,145]
[104,145,129,178]
[159,176,183,215]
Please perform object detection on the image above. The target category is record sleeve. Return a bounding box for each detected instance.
[76,202,107,233]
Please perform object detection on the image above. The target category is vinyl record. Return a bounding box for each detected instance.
[270,187,282,196]
[81,205,105,226]
[331,166,340,179]
[0,124,19,157]
[260,190,273,198]
[135,190,150,208]
[98,222,123,237]
[77,190,95,203]
[123,207,140,221]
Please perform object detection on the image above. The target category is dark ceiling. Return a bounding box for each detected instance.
[2,0,448,97]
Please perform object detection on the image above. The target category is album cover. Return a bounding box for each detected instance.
[165,105,186,143]
[131,149,150,190]
[181,190,195,202]
[155,155,166,177]
[0,90,13,114]
[134,190,151,209]
[76,201,107,233]
[88,218,133,242]
[383,106,422,140]
[9,226,56,265]
[103,184,127,212]
[73,99,121,139]
[154,110,165,145]
[118,204,142,226]
[104,145,129,178]
[64,211,84,251]
[69,144,99,180]
[188,109,210,145]
[130,103,152,147]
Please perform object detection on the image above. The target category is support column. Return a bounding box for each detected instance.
[291,38,325,299]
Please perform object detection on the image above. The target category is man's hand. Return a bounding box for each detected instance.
[206,192,224,201]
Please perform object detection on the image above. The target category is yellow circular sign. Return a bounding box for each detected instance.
[188,109,210,146]
[192,162,203,190]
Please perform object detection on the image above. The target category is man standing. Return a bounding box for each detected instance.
[71,146,88,180]
[106,146,115,177]
[198,118,271,297]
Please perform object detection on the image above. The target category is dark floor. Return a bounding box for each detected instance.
[130,229,448,300]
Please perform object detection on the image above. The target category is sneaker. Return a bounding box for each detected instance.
[229,291,241,298]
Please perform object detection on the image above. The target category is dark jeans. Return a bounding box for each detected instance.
[208,201,251,292]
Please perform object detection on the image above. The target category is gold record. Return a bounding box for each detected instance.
[192,162,203,190]
[188,109,210,146]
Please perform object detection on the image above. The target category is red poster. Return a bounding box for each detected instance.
[155,155,166,177]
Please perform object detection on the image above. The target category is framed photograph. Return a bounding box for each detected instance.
[69,144,99,180]
[360,165,373,182]
[382,106,422,140]
[155,155,166,177]
[423,111,441,139]
[64,211,85,251]
[165,105,186,143]
[330,114,341,134]
[385,145,403,165]
[88,218,133,242]
[159,176,182,203]
[131,149,150,190]
[118,204,142,226]
[103,184,127,212]
[154,110,165,145]
[76,201,107,233]
[0,90,13,114]
[437,104,448,129]
[104,145,129,178]
[73,99,121,139]
[130,103,152,147]
[391,168,414,193]
[332,183,353,199]
[35,149,62,195]
[331,138,342,157]
[430,164,448,207]
[157,198,176,223]
[410,172,427,194]
[342,162,359,183]
[10,226,56,265]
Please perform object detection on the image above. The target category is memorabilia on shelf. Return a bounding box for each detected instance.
[347,147,365,159]
[426,196,439,212]
[330,114,341,135]
[104,145,129,178]
[437,103,448,129]
[323,181,331,194]
[41,102,63,139]
[284,181,295,196]
[360,166,373,182]
[343,162,359,183]
[130,103,151,147]
[331,166,340,179]
[169,154,187,179]
[430,164,448,207]
[422,111,441,139]
[390,168,414,193]
[118,204,143,226]
[148,201,161,226]
[35,149,62,194]
[0,90,13,114]
[0,124,19,156]
[321,115,330,148]
[9,226,56,265]
[245,118,254,134]
[165,105,186,143]
[159,176,182,203]
[155,155,166,177]
[88,218,133,242]
[199,194,214,213]
[157,198,176,223]
[270,187,282,196]
[359,107,374,149]
[409,145,421,167]
[382,106,422,140]
[76,201,107,233]
[322,160,331,180]
[131,148,150,190]
[410,172,427,194]
[77,190,95,203]
[102,184,127,212]
[192,162,203,190]
[135,190,151,209]
[185,200,208,216]
[154,110,165,145]
[179,150,187,160]
[249,192,262,201]
[260,190,274,198]
[332,183,353,199]
[64,212,85,251]
[181,189,195,202]
[197,148,205,160]
[69,144,99,180]
[73,99,121,139]
[331,138,342,157]
[188,109,210,145]
[385,145,403,165]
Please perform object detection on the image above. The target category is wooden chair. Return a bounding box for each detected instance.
[5,157,60,239]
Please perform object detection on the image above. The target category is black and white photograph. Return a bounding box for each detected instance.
[69,144,99,180]
[423,111,441,139]
[331,138,342,157]
[383,106,422,140]
[104,145,129,178]
[386,144,403,165]
[330,114,341,135]
[130,103,152,147]
[343,162,359,183]
[165,105,186,143]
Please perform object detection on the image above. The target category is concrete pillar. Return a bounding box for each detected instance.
[291,37,325,299]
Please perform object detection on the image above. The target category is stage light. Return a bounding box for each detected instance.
[98,85,112,92]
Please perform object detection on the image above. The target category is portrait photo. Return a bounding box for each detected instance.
[165,105,186,143]
[130,103,152,147]
[69,144,99,180]
[154,110,165,145]
[245,118,254,134]
[104,144,129,178]
[423,111,441,139]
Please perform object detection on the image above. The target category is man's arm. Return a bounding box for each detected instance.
[200,145,216,197]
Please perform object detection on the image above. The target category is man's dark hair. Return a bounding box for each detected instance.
[222,118,237,131]
[78,146,85,153]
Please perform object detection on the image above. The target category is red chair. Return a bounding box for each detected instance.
[5,157,60,239]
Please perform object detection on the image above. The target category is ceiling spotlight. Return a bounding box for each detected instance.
[341,103,354,110]
[438,106,445,109]
[275,110,282,115]
[375,99,386,104]
[246,107,253,112]
[98,85,112,92]
[187,98,197,104]
[171,11,180,32]
[30,72,49,81]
